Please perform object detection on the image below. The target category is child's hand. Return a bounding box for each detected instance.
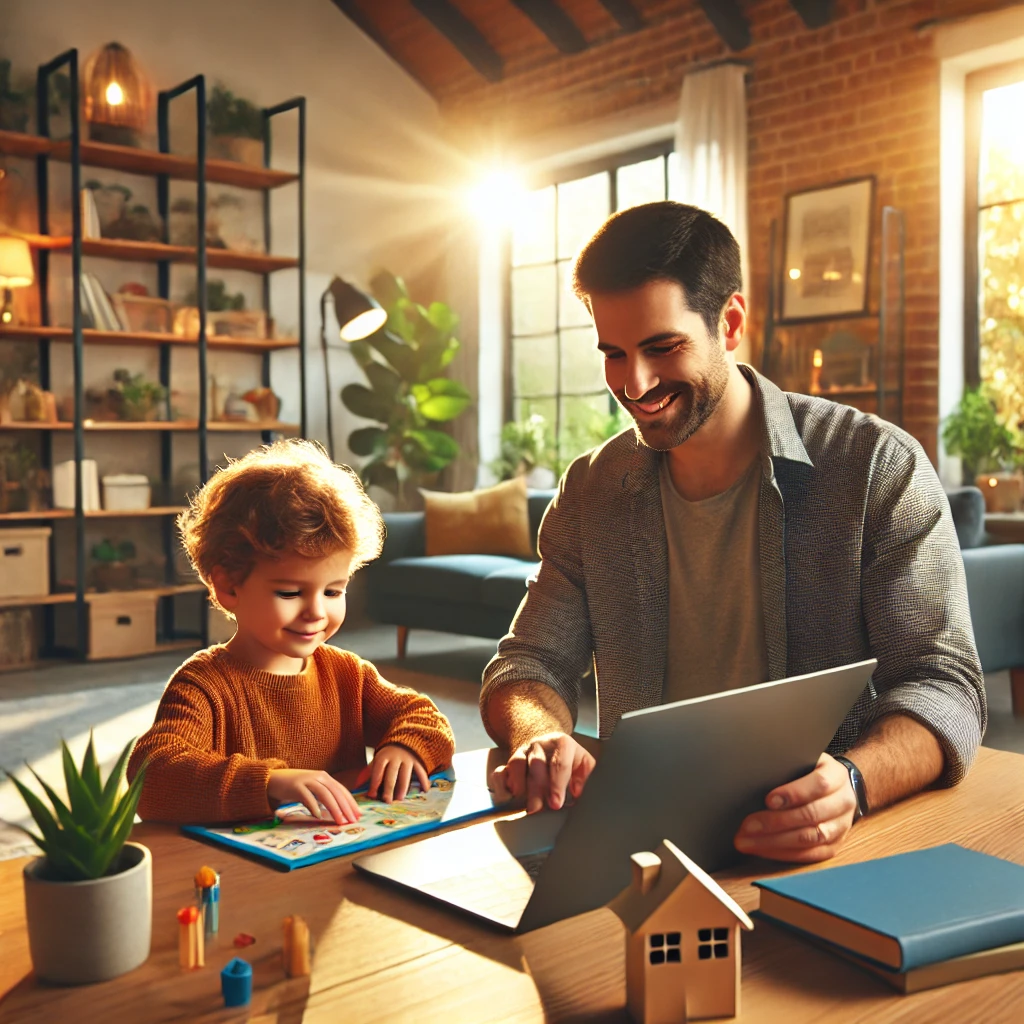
[359,745,430,803]
[267,769,362,825]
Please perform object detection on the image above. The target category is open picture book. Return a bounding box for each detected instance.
[181,767,503,870]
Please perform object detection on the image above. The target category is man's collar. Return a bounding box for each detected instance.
[624,363,813,490]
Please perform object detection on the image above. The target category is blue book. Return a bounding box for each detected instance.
[753,844,1024,970]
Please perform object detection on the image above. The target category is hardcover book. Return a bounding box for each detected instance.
[753,844,1024,971]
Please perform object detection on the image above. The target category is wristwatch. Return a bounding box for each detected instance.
[835,755,868,822]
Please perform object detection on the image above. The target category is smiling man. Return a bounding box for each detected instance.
[480,201,986,864]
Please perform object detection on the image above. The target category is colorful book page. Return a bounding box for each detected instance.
[181,769,502,870]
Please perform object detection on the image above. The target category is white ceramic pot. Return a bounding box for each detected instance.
[525,466,557,490]
[23,841,152,985]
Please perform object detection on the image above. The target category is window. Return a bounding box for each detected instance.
[697,927,730,960]
[966,61,1024,431]
[648,930,682,965]
[509,145,674,468]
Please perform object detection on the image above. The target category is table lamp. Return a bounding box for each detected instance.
[320,277,388,459]
[0,237,34,326]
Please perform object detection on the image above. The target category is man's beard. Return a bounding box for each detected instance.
[620,352,731,452]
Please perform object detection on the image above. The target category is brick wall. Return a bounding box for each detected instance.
[441,0,1021,463]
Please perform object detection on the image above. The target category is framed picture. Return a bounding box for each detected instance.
[112,294,174,335]
[780,177,875,323]
[208,310,268,340]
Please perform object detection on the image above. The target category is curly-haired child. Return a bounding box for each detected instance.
[127,439,454,824]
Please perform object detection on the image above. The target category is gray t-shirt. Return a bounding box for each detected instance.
[659,456,768,703]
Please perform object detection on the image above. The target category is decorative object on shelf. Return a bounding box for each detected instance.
[8,733,151,985]
[0,379,58,424]
[87,590,159,659]
[0,58,29,132]
[0,525,51,599]
[0,606,35,668]
[942,386,1024,511]
[83,42,152,147]
[110,367,168,421]
[211,191,264,253]
[102,473,151,511]
[84,180,162,241]
[53,458,101,511]
[80,187,101,239]
[241,386,280,421]
[90,538,137,591]
[607,839,753,1023]
[336,271,469,505]
[112,293,173,334]
[0,442,49,513]
[176,280,265,339]
[209,309,267,340]
[489,414,556,486]
[781,176,875,323]
[808,329,874,396]
[0,236,34,325]
[207,82,264,165]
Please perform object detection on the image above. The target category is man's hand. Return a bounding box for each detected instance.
[492,732,596,814]
[733,753,857,863]
[357,745,430,804]
[267,768,362,825]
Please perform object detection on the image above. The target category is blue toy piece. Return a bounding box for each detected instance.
[221,957,253,1007]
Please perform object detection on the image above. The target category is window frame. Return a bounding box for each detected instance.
[963,58,1024,389]
[504,141,675,449]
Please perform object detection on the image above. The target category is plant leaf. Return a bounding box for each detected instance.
[361,458,399,494]
[62,740,102,830]
[98,739,137,820]
[369,268,407,310]
[367,331,419,381]
[340,383,391,423]
[8,774,61,847]
[405,428,460,461]
[348,426,387,457]
[27,764,78,834]
[80,731,102,802]
[414,379,472,422]
[425,301,459,336]
[364,361,402,400]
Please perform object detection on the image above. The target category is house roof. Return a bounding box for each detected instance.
[607,838,754,935]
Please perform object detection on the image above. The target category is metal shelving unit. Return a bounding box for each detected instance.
[0,47,306,663]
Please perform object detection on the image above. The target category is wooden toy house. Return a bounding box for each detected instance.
[608,839,753,1024]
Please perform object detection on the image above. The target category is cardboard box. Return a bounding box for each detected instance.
[0,527,51,600]
[88,592,158,660]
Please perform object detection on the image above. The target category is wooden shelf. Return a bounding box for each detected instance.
[0,592,77,610]
[0,584,206,609]
[0,507,184,521]
[1,421,196,432]
[0,325,300,353]
[208,420,299,433]
[0,131,297,190]
[29,237,298,274]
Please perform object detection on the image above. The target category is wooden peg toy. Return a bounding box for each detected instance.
[282,914,311,977]
[177,905,205,969]
[194,865,220,936]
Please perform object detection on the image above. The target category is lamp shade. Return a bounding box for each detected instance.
[328,278,387,341]
[84,42,152,131]
[0,238,34,288]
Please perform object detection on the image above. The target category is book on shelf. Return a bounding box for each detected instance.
[753,844,1024,972]
[81,188,101,240]
[79,273,124,332]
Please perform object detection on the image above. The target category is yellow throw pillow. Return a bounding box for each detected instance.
[422,476,535,560]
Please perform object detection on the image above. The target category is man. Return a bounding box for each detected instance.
[481,201,985,864]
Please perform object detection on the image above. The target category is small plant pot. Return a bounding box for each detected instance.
[23,841,152,985]
[208,134,263,165]
[975,472,1024,514]
[93,561,136,592]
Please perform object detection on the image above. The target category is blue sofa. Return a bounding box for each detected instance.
[367,486,1024,710]
[365,490,556,656]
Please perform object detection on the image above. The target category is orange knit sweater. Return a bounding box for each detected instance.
[127,644,454,824]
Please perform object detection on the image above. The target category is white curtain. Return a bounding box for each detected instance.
[673,63,750,359]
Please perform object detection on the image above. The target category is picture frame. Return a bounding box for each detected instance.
[780,176,875,323]
[111,294,174,335]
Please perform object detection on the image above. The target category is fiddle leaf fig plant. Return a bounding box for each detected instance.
[341,270,470,504]
[6,733,146,881]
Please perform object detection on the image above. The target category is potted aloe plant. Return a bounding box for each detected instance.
[9,734,151,984]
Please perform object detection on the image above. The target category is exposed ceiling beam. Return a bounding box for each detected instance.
[789,0,834,29]
[597,0,645,33]
[410,0,504,83]
[330,1,434,93]
[512,0,589,54]
[695,0,751,52]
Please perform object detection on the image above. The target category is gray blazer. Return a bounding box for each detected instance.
[481,368,986,785]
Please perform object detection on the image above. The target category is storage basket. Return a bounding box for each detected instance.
[102,474,152,511]
[88,592,157,660]
[0,527,51,599]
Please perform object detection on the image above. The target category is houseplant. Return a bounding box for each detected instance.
[942,386,1024,512]
[111,368,167,422]
[490,414,557,488]
[341,270,471,508]
[8,733,151,984]
[91,538,137,591]
[207,82,263,165]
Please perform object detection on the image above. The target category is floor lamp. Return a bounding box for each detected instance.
[319,277,387,461]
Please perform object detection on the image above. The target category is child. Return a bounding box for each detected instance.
[127,439,454,825]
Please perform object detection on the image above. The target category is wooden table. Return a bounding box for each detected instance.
[2,746,1024,1023]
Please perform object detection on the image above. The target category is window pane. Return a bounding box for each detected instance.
[616,155,666,211]
[557,172,610,261]
[515,395,557,431]
[559,392,612,462]
[558,259,591,328]
[512,264,557,336]
[980,81,1024,207]
[667,151,683,201]
[513,334,558,398]
[560,326,604,395]
[512,185,556,266]
[978,200,1024,429]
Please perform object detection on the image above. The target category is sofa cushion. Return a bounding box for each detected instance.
[369,555,531,605]
[422,476,534,559]
[480,562,539,610]
[947,486,986,549]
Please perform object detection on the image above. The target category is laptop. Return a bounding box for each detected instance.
[353,659,877,933]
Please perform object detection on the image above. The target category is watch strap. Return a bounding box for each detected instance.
[835,755,868,821]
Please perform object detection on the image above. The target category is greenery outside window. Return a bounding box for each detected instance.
[509,145,674,467]
[966,62,1024,433]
